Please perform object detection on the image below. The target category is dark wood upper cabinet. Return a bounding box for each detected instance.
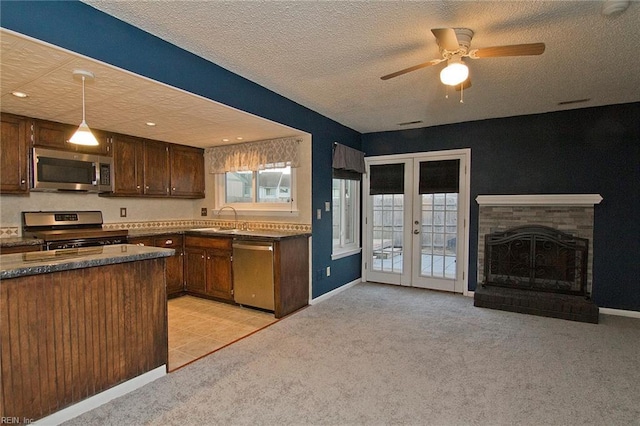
[170,144,205,198]
[0,113,29,194]
[143,139,170,196]
[33,118,111,155]
[111,133,144,195]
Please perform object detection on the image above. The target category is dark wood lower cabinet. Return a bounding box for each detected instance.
[129,235,184,297]
[129,233,310,316]
[0,258,167,422]
[184,236,233,301]
[274,236,310,318]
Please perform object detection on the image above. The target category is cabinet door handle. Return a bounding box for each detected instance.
[207,256,211,260]
[145,185,149,189]
[21,179,26,184]
[201,255,204,259]
[137,185,141,189]
[172,187,176,191]
[165,239,173,245]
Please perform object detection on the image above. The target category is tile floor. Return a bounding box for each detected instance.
[168,295,278,371]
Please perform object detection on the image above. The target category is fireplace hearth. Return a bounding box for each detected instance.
[474,224,599,323]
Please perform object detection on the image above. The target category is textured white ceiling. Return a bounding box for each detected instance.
[2,1,640,148]
[0,30,302,148]
[82,0,640,133]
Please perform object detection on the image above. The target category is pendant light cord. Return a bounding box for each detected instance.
[81,76,87,122]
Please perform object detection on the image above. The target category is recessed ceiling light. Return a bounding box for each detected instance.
[222,138,230,142]
[236,137,244,141]
[145,122,156,127]
[11,91,28,98]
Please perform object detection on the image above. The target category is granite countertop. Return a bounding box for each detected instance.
[130,226,311,241]
[0,244,175,279]
[0,237,44,248]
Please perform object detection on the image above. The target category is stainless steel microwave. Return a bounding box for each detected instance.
[31,147,113,193]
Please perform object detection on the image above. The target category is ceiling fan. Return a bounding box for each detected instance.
[381,28,545,90]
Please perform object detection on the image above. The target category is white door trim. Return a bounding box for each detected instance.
[362,148,471,295]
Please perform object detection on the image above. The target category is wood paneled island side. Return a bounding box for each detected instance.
[0,244,173,423]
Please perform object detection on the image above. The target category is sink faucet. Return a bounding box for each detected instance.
[216,205,238,229]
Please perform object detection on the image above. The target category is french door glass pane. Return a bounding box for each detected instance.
[420,192,457,279]
[372,194,404,273]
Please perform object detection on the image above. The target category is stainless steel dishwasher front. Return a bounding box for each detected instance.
[232,240,275,311]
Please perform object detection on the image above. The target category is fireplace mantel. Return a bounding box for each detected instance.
[476,194,602,206]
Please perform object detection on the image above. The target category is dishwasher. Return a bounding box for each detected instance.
[232,240,275,311]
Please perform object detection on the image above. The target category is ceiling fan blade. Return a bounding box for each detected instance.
[380,59,444,80]
[455,78,472,91]
[431,28,460,51]
[469,43,545,58]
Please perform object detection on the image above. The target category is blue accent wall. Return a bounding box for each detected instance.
[362,103,640,311]
[1,0,362,298]
[3,2,637,309]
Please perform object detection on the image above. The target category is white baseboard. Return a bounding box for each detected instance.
[311,279,360,305]
[34,365,166,425]
[599,307,640,319]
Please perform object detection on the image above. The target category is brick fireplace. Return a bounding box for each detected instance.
[474,194,602,323]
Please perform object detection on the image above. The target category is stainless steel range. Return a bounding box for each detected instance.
[22,211,128,250]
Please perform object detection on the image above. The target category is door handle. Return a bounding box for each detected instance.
[413,229,420,234]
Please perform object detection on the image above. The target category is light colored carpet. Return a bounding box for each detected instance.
[64,282,640,425]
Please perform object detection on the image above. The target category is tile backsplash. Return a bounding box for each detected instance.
[0,227,19,238]
[102,220,311,233]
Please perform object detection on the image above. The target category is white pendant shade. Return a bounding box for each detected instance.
[440,62,469,86]
[69,120,99,146]
[69,70,99,147]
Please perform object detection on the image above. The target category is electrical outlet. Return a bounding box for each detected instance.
[326,266,331,276]
[325,201,331,212]
[120,207,127,218]
[201,207,208,216]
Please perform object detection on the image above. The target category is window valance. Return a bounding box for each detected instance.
[206,137,301,173]
[332,143,365,180]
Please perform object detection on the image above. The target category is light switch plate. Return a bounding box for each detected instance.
[120,207,127,218]
[317,209,322,220]
[201,207,208,216]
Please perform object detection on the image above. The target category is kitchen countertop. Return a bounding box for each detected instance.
[129,226,311,241]
[0,244,175,279]
[0,237,44,247]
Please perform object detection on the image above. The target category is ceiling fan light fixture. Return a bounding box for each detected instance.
[601,0,630,16]
[440,61,469,86]
[69,69,99,146]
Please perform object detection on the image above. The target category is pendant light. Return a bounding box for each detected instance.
[69,69,99,146]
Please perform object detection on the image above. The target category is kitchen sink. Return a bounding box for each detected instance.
[189,227,242,234]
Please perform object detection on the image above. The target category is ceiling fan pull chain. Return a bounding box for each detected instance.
[460,83,464,104]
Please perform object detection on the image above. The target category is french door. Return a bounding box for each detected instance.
[363,149,470,294]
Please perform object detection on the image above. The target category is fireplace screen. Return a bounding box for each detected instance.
[484,225,588,295]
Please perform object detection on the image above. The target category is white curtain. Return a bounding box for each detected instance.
[206,137,301,174]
